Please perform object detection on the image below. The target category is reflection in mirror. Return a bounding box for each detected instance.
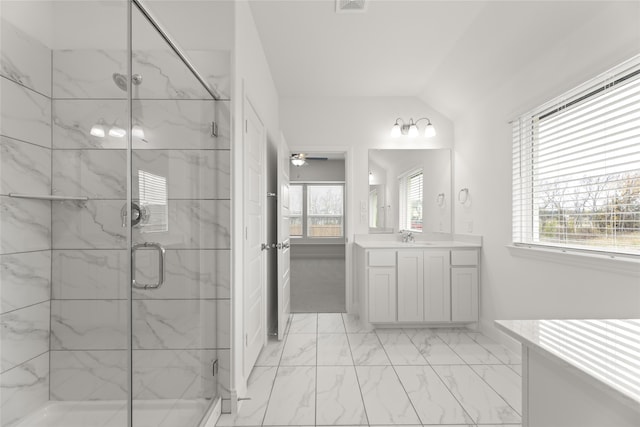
[368,149,452,234]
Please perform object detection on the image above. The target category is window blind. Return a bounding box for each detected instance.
[513,56,640,255]
[406,171,423,232]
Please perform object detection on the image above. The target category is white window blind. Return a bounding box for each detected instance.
[399,169,423,232]
[513,56,640,255]
[138,170,168,233]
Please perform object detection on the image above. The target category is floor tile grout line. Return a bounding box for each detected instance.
[373,331,422,424]
[468,364,522,418]
[342,313,370,426]
[428,361,478,425]
[259,313,291,427]
[464,330,520,366]
[403,328,437,368]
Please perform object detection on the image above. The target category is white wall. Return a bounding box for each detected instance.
[452,1,640,339]
[232,0,280,404]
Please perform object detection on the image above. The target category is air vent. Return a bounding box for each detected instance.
[336,0,367,13]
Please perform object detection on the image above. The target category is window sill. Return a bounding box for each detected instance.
[506,244,640,276]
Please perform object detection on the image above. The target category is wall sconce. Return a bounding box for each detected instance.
[90,120,145,141]
[391,117,436,138]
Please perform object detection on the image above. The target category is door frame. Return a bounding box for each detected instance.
[288,145,354,313]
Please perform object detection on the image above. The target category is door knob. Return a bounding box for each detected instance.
[261,243,271,251]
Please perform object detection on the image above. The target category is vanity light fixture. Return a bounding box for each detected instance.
[108,126,127,138]
[391,117,436,138]
[90,121,107,138]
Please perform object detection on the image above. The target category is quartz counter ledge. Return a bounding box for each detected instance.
[355,241,481,249]
[496,319,640,427]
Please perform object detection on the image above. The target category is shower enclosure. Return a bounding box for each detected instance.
[0,1,231,426]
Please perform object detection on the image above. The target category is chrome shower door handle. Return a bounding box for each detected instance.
[132,242,165,289]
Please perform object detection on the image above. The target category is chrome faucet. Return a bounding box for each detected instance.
[399,230,414,243]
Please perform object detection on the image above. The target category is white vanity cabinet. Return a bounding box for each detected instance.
[357,243,480,326]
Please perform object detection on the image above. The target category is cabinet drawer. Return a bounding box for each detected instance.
[451,250,478,266]
[368,250,396,267]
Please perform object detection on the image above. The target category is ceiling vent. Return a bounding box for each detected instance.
[336,0,367,13]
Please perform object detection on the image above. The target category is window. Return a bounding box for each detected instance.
[512,56,640,255]
[138,170,168,233]
[289,184,344,239]
[399,169,423,232]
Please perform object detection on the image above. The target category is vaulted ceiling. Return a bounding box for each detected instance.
[249,0,640,118]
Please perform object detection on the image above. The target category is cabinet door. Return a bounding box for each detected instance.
[397,251,424,322]
[451,267,478,322]
[368,267,397,323]
[424,251,451,321]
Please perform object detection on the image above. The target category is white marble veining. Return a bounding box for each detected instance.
[0,352,48,427]
[262,366,315,426]
[376,330,427,365]
[132,299,218,350]
[0,18,51,97]
[0,302,50,372]
[342,313,374,333]
[50,350,127,401]
[1,77,51,148]
[347,333,390,366]
[404,328,466,365]
[255,337,286,367]
[52,50,127,99]
[317,334,353,366]
[470,333,522,364]
[317,313,346,333]
[0,136,51,196]
[288,313,317,334]
[356,366,420,425]
[133,249,230,300]
[0,196,51,254]
[133,149,230,200]
[132,100,229,150]
[0,251,51,314]
[52,200,126,249]
[395,365,473,425]
[52,250,127,300]
[437,330,501,364]
[470,364,522,414]
[280,334,316,366]
[316,366,367,425]
[51,300,127,350]
[132,349,216,400]
[217,349,231,399]
[185,50,231,100]
[497,318,640,407]
[432,364,521,424]
[53,150,126,199]
[131,200,231,249]
[216,367,276,426]
[52,100,128,149]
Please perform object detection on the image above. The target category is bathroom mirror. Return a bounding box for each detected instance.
[368,149,452,234]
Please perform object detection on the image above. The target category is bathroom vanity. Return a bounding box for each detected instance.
[355,239,481,328]
[497,319,640,427]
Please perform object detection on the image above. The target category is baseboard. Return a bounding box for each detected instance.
[200,397,221,427]
[479,318,521,354]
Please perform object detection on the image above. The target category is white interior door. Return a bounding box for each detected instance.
[243,99,266,376]
[277,133,291,340]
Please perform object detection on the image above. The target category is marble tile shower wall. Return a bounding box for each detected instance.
[0,19,52,427]
[49,48,232,404]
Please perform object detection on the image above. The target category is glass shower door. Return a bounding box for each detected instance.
[128,2,229,426]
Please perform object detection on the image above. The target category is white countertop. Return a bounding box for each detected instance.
[355,240,481,249]
[496,319,640,408]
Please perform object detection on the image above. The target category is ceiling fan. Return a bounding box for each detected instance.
[290,153,329,167]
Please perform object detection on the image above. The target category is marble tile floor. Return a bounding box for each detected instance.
[13,399,211,427]
[218,313,522,427]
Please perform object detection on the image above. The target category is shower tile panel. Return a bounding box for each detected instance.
[132,100,229,150]
[133,149,230,200]
[52,99,128,149]
[53,149,126,199]
[0,196,51,254]
[51,300,127,350]
[0,352,48,427]
[52,199,126,249]
[131,200,230,249]
[132,50,214,100]
[0,136,51,196]
[0,18,52,97]
[0,251,51,314]
[132,249,230,300]
[132,299,219,350]
[52,50,127,99]
[52,250,127,300]
[132,349,216,399]
[50,350,127,401]
[0,78,51,148]
[186,50,231,100]
[217,349,231,399]
[0,301,50,373]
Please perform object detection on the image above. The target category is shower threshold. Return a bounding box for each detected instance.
[14,399,213,427]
